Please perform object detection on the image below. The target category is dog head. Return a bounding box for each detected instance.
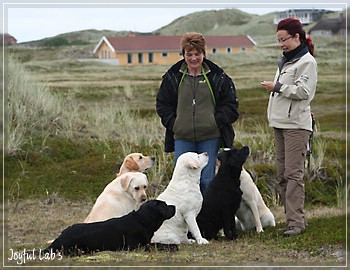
[117,153,155,176]
[218,145,250,169]
[119,172,148,203]
[171,152,209,185]
[137,200,176,232]
[177,152,209,170]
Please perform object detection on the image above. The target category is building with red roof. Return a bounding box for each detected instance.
[93,35,256,66]
[1,33,17,45]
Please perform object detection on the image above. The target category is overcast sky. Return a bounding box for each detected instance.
[3,2,345,43]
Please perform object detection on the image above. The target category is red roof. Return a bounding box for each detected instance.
[1,33,17,44]
[94,35,256,53]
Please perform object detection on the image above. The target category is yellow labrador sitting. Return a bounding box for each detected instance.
[235,169,276,232]
[151,152,209,245]
[85,153,154,223]
[84,172,148,223]
[116,153,155,177]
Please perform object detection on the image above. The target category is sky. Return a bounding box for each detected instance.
[3,2,346,43]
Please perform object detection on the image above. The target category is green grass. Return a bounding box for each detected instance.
[5,212,346,267]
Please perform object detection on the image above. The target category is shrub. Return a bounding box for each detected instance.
[40,37,70,47]
[6,54,64,154]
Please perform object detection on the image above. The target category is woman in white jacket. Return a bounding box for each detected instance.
[261,18,317,237]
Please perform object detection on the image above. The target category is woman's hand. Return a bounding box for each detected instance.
[260,81,276,93]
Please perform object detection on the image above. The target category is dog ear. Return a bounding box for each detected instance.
[188,159,200,170]
[119,174,132,191]
[125,156,140,171]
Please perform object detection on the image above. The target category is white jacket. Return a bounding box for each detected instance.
[267,49,317,131]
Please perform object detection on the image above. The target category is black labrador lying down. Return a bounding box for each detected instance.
[43,200,175,256]
[196,146,250,240]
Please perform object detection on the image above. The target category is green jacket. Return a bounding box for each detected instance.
[156,58,239,152]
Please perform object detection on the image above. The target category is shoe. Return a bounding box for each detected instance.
[283,226,303,237]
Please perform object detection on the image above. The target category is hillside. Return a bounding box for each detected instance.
[20,29,132,47]
[20,9,276,46]
[153,9,275,36]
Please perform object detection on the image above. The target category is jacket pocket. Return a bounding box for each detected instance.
[287,100,301,122]
[279,68,296,85]
[270,98,297,124]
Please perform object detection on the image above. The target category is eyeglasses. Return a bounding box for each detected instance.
[277,36,293,44]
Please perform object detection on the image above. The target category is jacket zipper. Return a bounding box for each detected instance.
[288,103,292,118]
[192,75,197,141]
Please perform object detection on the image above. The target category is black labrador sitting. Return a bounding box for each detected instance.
[196,146,250,240]
[43,200,175,256]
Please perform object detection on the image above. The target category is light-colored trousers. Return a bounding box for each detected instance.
[274,128,311,229]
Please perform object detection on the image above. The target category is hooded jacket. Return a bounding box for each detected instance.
[267,46,317,131]
[156,58,239,152]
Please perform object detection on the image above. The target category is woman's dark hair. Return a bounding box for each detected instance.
[277,18,314,56]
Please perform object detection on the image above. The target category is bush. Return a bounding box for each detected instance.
[40,37,70,47]
[6,54,64,154]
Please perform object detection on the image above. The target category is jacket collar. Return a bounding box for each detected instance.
[278,45,309,71]
[169,58,222,74]
[179,61,211,75]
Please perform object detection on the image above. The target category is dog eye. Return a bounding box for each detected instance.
[139,155,143,159]
[144,186,147,189]
[135,187,140,191]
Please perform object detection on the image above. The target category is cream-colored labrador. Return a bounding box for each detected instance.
[116,153,155,176]
[235,168,276,232]
[151,152,209,245]
[84,172,148,223]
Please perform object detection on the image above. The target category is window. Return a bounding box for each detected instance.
[127,53,133,64]
[138,53,143,64]
[148,53,154,63]
[162,52,168,57]
[241,47,247,52]
[227,47,232,53]
[212,48,217,54]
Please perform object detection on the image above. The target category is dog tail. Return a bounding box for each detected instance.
[46,239,54,244]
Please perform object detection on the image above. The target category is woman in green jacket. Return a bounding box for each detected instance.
[156,32,239,193]
[261,18,317,237]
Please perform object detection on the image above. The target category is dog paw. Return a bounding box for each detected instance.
[188,239,196,244]
[256,227,264,233]
[197,237,209,245]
